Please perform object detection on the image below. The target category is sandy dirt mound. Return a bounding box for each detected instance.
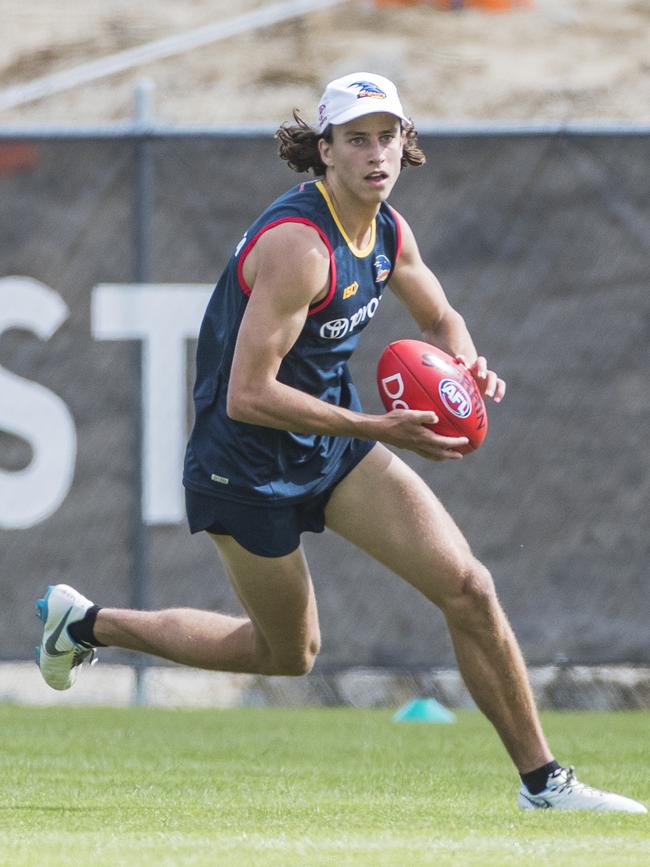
[1,0,649,125]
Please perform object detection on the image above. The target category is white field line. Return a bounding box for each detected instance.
[0,0,350,112]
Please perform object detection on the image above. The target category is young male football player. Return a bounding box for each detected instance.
[36,73,646,813]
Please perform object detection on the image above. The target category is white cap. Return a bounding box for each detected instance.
[316,72,409,134]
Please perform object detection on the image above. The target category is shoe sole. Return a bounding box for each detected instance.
[35,587,52,626]
[34,587,52,666]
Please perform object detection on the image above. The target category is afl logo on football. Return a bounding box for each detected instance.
[438,379,472,419]
[373,255,391,283]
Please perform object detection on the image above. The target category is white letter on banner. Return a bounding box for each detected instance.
[0,277,77,529]
[92,284,211,525]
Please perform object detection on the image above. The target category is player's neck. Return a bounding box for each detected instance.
[321,177,378,249]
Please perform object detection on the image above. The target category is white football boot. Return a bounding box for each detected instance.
[518,766,647,812]
[35,584,98,691]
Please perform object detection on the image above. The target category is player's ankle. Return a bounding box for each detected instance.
[520,759,561,794]
[67,604,107,647]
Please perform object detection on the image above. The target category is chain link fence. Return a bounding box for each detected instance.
[0,124,648,705]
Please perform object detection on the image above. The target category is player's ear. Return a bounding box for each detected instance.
[318,136,334,168]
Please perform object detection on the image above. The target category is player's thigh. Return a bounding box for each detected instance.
[324,443,477,605]
[209,533,320,655]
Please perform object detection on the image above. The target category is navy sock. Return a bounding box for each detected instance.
[520,760,561,795]
[68,605,107,647]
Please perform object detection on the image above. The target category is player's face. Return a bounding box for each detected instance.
[320,113,405,205]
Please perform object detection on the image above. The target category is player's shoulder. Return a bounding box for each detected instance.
[254,181,329,244]
[247,216,330,295]
[263,178,323,216]
[381,206,417,264]
[383,204,409,233]
[254,217,329,260]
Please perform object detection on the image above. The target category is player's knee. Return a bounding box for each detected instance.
[279,653,315,677]
[461,562,495,603]
[442,560,496,616]
[270,636,320,677]
[273,653,315,677]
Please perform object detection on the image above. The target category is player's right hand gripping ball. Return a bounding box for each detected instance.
[377,339,488,453]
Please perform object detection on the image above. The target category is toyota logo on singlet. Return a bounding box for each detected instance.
[320,318,350,340]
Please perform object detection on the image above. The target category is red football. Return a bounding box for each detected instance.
[377,339,488,453]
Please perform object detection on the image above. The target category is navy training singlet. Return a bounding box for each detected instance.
[183,178,402,504]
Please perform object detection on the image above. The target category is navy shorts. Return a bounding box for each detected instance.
[185,439,375,558]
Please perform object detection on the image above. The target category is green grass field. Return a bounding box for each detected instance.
[0,705,647,866]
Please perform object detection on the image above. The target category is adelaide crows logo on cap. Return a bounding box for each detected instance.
[349,81,387,100]
[373,254,392,283]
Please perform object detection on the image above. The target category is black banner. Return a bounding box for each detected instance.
[1,133,648,666]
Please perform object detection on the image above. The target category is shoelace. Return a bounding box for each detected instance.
[556,767,576,791]
[545,766,580,795]
[551,766,606,799]
[71,646,97,668]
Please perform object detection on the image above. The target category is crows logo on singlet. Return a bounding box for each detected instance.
[373,254,391,283]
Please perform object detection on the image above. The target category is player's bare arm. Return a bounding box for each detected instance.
[227,222,467,460]
[390,212,506,403]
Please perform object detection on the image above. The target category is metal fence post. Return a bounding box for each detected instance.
[132,79,155,705]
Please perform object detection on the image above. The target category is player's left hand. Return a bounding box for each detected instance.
[455,355,506,403]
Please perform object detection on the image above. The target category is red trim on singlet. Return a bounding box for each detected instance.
[236,217,337,316]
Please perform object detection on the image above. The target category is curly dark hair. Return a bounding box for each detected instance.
[275,109,426,176]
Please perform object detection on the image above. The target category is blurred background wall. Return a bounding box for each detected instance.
[1,1,648,696]
[1,129,648,670]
